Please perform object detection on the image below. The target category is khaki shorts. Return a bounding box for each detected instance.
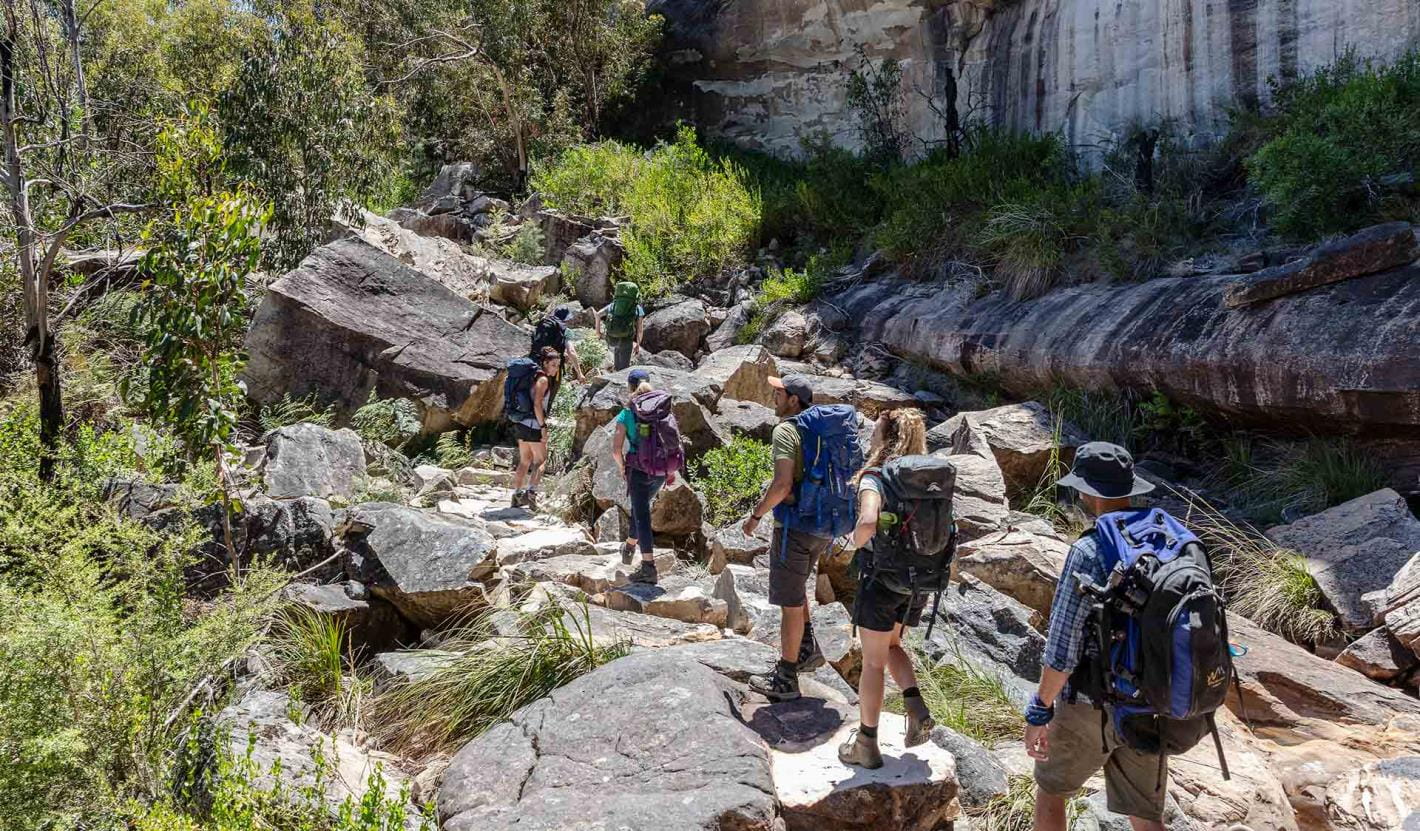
[767,525,829,607]
[1033,697,1168,822]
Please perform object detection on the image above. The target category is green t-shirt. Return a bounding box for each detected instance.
[615,407,639,454]
[771,420,803,504]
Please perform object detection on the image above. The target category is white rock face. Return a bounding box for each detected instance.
[654,0,1420,159]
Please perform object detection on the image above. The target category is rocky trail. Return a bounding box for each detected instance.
[186,164,1420,830]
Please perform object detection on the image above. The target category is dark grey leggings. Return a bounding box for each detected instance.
[626,468,666,554]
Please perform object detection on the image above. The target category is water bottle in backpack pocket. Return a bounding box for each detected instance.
[856,455,958,636]
[775,404,863,538]
[1078,508,1239,780]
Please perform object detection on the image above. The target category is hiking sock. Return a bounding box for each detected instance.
[776,658,797,676]
[903,687,921,699]
[859,724,878,740]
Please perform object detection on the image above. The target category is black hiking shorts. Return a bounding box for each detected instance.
[852,577,928,632]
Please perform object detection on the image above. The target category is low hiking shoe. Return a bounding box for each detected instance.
[510,489,526,509]
[796,634,825,673]
[748,663,800,702]
[522,491,539,512]
[627,562,658,585]
[837,727,883,769]
[903,697,935,748]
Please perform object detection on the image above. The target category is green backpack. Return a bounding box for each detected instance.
[606,281,641,339]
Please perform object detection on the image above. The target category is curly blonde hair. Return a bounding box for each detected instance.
[855,408,927,484]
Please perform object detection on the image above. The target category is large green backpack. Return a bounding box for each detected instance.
[606,281,640,339]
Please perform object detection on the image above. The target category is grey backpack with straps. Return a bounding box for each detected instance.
[858,454,958,634]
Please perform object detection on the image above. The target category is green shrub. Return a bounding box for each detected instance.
[979,183,1098,299]
[569,330,609,376]
[499,221,546,265]
[1207,436,1385,525]
[370,602,626,756]
[259,394,333,433]
[545,381,585,474]
[351,392,421,450]
[886,646,1019,744]
[693,437,773,526]
[534,127,761,295]
[1247,50,1420,239]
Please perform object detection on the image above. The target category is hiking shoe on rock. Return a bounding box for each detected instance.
[903,697,935,748]
[627,562,658,585]
[749,661,801,702]
[522,491,539,512]
[510,489,526,509]
[838,728,884,769]
[796,634,825,673]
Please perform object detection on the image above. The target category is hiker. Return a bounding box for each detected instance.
[593,281,644,370]
[505,346,562,511]
[743,375,862,701]
[835,409,946,769]
[530,307,586,410]
[1027,442,1236,831]
[611,368,685,585]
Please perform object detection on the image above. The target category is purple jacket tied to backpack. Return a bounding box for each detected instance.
[625,390,684,476]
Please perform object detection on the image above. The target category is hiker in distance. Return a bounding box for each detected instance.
[743,375,862,701]
[834,408,944,769]
[529,307,586,408]
[505,346,563,511]
[593,281,644,370]
[611,369,685,585]
[1027,442,1237,831]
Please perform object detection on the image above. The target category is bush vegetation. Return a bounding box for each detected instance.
[533,126,761,295]
[693,437,774,526]
[1206,436,1386,525]
[886,646,1020,744]
[966,775,1087,831]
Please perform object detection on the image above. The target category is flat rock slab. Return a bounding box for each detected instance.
[758,700,960,831]
[438,652,777,831]
[555,601,722,649]
[1267,488,1420,632]
[262,423,366,501]
[603,578,729,628]
[1324,755,1420,831]
[1225,221,1418,307]
[956,528,1069,619]
[492,527,594,566]
[504,547,678,595]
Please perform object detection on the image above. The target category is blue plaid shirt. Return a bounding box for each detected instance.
[1043,532,1109,677]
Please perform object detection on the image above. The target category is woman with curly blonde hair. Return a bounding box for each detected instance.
[836,407,934,769]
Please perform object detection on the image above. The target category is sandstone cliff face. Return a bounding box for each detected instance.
[651,0,1420,156]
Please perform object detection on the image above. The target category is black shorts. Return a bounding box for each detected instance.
[852,575,928,632]
[513,423,543,443]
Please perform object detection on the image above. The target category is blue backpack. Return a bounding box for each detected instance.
[773,404,863,539]
[1075,508,1238,784]
[503,357,540,421]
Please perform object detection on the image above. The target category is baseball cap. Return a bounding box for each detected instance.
[627,368,652,388]
[767,374,814,405]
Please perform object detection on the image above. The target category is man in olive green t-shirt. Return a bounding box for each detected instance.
[742,374,828,701]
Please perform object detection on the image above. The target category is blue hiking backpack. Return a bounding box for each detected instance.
[503,357,540,422]
[1074,508,1239,785]
[773,404,863,538]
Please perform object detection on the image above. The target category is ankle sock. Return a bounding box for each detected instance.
[903,686,921,699]
[860,724,878,739]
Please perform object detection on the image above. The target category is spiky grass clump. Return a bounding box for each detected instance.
[1176,487,1338,644]
[1044,385,1140,449]
[268,605,366,727]
[1207,437,1386,524]
[887,646,1020,744]
[967,775,1088,831]
[1019,417,1087,537]
[369,603,627,757]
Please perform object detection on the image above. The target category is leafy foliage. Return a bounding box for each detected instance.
[534,127,761,295]
[351,393,421,450]
[259,394,334,433]
[693,438,773,526]
[1247,50,1420,238]
[846,49,909,166]
[220,14,400,269]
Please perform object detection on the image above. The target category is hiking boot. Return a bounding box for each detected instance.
[522,490,539,512]
[627,562,658,585]
[838,727,884,769]
[620,541,636,565]
[510,489,526,509]
[796,631,825,673]
[749,661,801,702]
[903,696,935,748]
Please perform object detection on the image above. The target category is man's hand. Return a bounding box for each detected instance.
[1025,723,1050,761]
[742,514,760,536]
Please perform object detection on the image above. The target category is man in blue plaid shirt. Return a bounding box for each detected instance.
[1025,442,1168,831]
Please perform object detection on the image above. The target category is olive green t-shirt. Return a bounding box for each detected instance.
[771,420,803,504]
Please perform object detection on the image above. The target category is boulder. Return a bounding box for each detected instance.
[1266,488,1420,632]
[338,503,497,629]
[217,690,415,817]
[388,207,473,243]
[1335,627,1417,682]
[719,564,775,638]
[694,344,777,406]
[575,366,725,457]
[414,162,481,213]
[504,546,679,596]
[811,601,861,687]
[796,374,920,419]
[243,494,339,566]
[928,726,1009,810]
[486,260,559,311]
[709,521,773,573]
[1224,614,1420,735]
[1391,598,1420,660]
[929,401,1088,495]
[707,302,753,352]
[1225,221,1419,307]
[955,529,1070,619]
[927,575,1044,687]
[933,448,1011,542]
[714,565,756,634]
[492,527,594,565]
[438,653,777,831]
[642,298,710,358]
[593,506,626,543]
[1164,708,1300,831]
[757,698,960,831]
[760,310,808,358]
[262,423,366,501]
[243,238,529,433]
[1324,756,1420,831]
[560,233,622,308]
[715,398,778,441]
[532,209,610,265]
[345,210,487,298]
[588,444,706,535]
[603,578,729,628]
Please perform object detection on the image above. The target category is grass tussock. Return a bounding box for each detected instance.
[1020,418,1088,537]
[268,605,367,728]
[1176,487,1338,644]
[369,602,628,757]
[1206,436,1386,525]
[967,774,1088,831]
[887,646,1020,744]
